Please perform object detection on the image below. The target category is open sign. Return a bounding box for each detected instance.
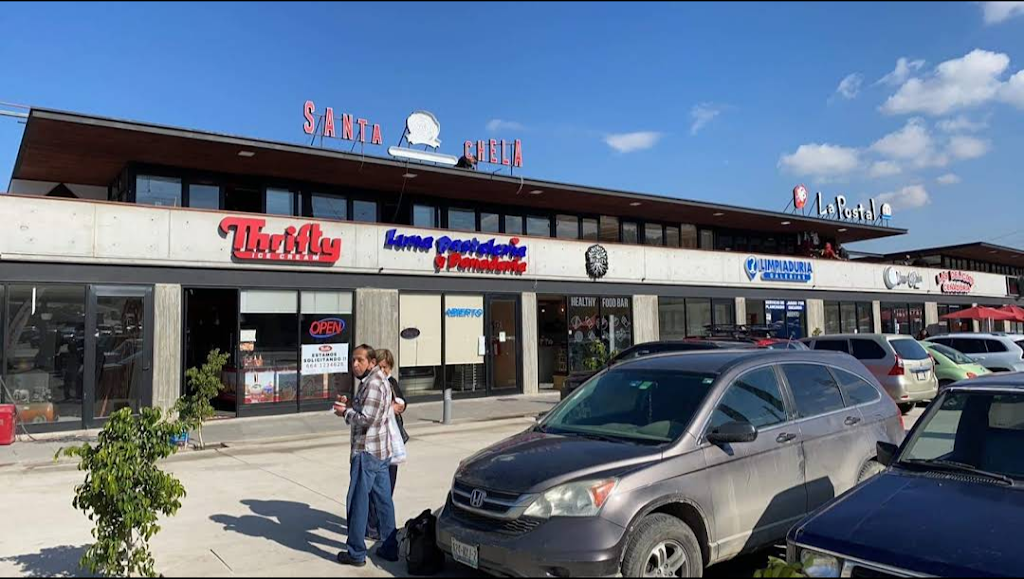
[309,318,346,339]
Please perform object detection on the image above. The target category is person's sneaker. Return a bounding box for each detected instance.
[336,551,366,567]
[375,548,400,563]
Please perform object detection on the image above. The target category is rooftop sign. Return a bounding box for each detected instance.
[789,184,894,225]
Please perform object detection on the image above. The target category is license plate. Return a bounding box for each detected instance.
[916,371,928,381]
[451,537,479,570]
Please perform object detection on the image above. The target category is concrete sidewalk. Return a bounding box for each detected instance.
[0,392,561,471]
[0,417,535,578]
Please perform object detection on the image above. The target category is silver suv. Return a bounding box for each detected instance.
[803,334,938,414]
[926,333,1024,374]
[437,350,904,577]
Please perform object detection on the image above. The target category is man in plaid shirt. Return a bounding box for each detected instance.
[335,344,400,567]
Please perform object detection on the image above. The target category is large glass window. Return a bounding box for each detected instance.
[600,216,619,243]
[680,225,698,249]
[686,298,712,337]
[448,208,476,232]
[658,298,688,341]
[745,299,766,326]
[622,222,639,244]
[826,301,875,334]
[841,303,857,335]
[825,302,842,335]
[881,302,924,335]
[699,229,715,250]
[311,194,347,221]
[710,368,788,430]
[413,204,437,228]
[504,215,524,235]
[238,291,299,405]
[188,184,220,210]
[601,296,633,357]
[713,299,735,328]
[5,284,86,426]
[135,175,181,207]
[938,304,972,334]
[582,218,599,241]
[556,215,580,239]
[480,212,500,233]
[445,294,485,393]
[399,293,443,398]
[644,224,664,246]
[352,200,377,222]
[782,364,846,418]
[266,188,295,216]
[93,289,147,420]
[527,215,551,237]
[299,292,353,403]
[665,226,681,248]
[857,303,874,334]
[568,296,633,372]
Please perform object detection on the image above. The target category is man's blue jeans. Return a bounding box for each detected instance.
[346,452,399,562]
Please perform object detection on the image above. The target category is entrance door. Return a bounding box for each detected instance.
[84,286,153,427]
[487,297,520,393]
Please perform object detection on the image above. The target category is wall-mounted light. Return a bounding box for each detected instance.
[402,173,418,179]
[629,202,642,207]
[780,221,791,226]
[712,212,725,217]
[837,228,848,233]
[529,189,544,195]
[237,150,256,158]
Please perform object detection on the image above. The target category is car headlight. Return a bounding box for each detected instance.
[800,549,842,578]
[523,479,618,519]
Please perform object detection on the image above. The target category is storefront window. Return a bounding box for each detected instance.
[527,215,551,237]
[766,300,807,339]
[622,222,639,244]
[938,304,972,334]
[504,215,524,235]
[686,298,712,337]
[600,216,619,243]
[556,215,579,239]
[601,297,633,356]
[188,184,220,210]
[567,296,632,371]
[582,218,599,241]
[5,285,86,426]
[399,294,443,397]
[448,208,476,232]
[841,303,857,335]
[644,224,664,246]
[311,194,347,221]
[413,204,437,228]
[713,299,735,327]
[480,212,500,233]
[881,302,924,335]
[299,292,353,403]
[658,297,688,341]
[135,175,181,207]
[266,188,296,216]
[445,295,485,393]
[353,200,377,223]
[826,301,874,334]
[238,291,298,405]
[746,299,766,325]
[857,303,874,334]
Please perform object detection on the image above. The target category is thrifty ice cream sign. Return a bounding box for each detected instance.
[384,229,528,275]
[219,217,342,264]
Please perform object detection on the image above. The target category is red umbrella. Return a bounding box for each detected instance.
[998,305,1024,322]
[940,306,1018,321]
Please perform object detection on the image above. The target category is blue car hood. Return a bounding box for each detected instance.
[792,470,1024,577]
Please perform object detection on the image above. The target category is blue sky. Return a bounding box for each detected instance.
[2,1,1024,253]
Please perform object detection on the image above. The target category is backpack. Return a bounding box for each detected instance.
[403,509,445,576]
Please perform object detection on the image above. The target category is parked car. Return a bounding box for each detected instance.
[922,341,991,394]
[803,334,938,414]
[438,349,904,577]
[756,338,810,350]
[926,333,1024,374]
[560,339,758,400]
[787,374,1024,578]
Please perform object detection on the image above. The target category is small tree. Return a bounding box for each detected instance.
[582,340,611,371]
[58,407,186,578]
[175,349,229,450]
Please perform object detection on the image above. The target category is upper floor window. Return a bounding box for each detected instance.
[353,200,377,223]
[448,208,476,231]
[680,224,698,249]
[188,183,220,210]
[600,216,619,243]
[622,221,639,244]
[527,215,551,238]
[266,188,296,216]
[136,175,181,207]
[310,194,347,220]
[582,218,599,241]
[504,215,524,235]
[644,223,664,246]
[480,212,500,233]
[413,204,437,228]
[556,215,579,239]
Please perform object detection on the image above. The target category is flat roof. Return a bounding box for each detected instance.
[11,108,907,244]
[880,242,1024,268]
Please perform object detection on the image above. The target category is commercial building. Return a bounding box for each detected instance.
[1,108,1016,432]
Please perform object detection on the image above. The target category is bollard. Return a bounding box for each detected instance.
[442,387,453,425]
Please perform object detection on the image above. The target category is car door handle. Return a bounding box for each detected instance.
[776,433,797,444]
[845,416,862,426]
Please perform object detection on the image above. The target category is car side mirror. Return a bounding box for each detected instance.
[877,441,899,467]
[707,421,758,445]
[534,410,550,423]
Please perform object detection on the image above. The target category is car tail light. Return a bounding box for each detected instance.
[967,372,978,379]
[888,355,905,376]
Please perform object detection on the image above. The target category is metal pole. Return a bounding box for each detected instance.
[442,387,453,424]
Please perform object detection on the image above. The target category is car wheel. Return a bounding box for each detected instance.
[857,460,885,484]
[898,403,915,415]
[621,514,703,578]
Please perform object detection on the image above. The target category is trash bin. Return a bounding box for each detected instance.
[0,405,16,446]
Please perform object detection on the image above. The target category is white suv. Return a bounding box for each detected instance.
[926,333,1024,373]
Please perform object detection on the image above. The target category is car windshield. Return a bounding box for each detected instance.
[929,343,976,366]
[542,368,718,445]
[899,391,1024,482]
[890,338,930,360]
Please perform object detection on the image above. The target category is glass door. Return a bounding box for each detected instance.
[85,286,153,426]
[487,296,520,393]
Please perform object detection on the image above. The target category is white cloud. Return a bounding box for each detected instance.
[936,115,989,132]
[881,49,1011,116]
[1001,70,1024,108]
[937,173,962,185]
[778,143,861,178]
[485,119,526,132]
[689,103,722,135]
[947,135,991,159]
[876,184,931,210]
[980,1,1024,24]
[835,73,864,100]
[868,161,902,178]
[603,131,663,153]
[869,118,948,167]
[877,57,926,86]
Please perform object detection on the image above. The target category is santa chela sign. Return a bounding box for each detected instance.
[219,217,342,264]
[383,229,528,275]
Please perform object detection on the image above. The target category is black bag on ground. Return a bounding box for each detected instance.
[404,509,445,576]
